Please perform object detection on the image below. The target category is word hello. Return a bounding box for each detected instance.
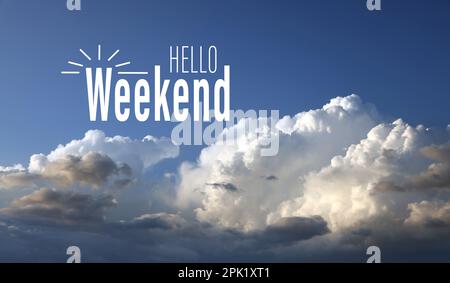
[170,45,218,74]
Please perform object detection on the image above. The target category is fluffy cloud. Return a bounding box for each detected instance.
[270,119,449,230]
[0,171,36,189]
[176,94,450,248]
[1,95,449,262]
[0,130,179,191]
[35,152,131,189]
[0,130,179,231]
[29,129,179,174]
[0,165,25,173]
[177,94,382,231]
[1,188,117,225]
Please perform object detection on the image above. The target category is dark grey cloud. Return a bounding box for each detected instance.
[372,180,407,193]
[40,152,132,189]
[373,164,450,193]
[265,175,278,181]
[421,142,450,162]
[112,178,133,189]
[373,142,450,193]
[0,208,333,262]
[3,208,450,262]
[206,182,238,192]
[126,213,186,230]
[409,163,450,190]
[0,188,117,225]
[0,152,133,190]
[260,216,329,244]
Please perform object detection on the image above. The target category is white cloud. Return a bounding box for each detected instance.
[0,130,179,191]
[0,130,180,227]
[1,96,450,261]
[176,94,383,231]
[176,94,450,236]
[0,165,25,173]
[29,129,179,174]
[270,119,439,230]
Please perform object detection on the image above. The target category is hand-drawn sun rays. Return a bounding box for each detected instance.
[61,45,149,76]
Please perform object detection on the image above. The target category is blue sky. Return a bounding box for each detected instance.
[0,0,449,165]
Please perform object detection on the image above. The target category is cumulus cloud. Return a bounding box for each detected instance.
[0,153,132,191]
[177,94,383,231]
[0,130,179,191]
[372,141,450,193]
[421,142,450,162]
[0,171,37,189]
[1,188,117,225]
[175,93,450,261]
[405,200,450,227]
[0,165,25,173]
[30,129,179,174]
[0,95,449,262]
[37,152,132,189]
[0,130,180,231]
